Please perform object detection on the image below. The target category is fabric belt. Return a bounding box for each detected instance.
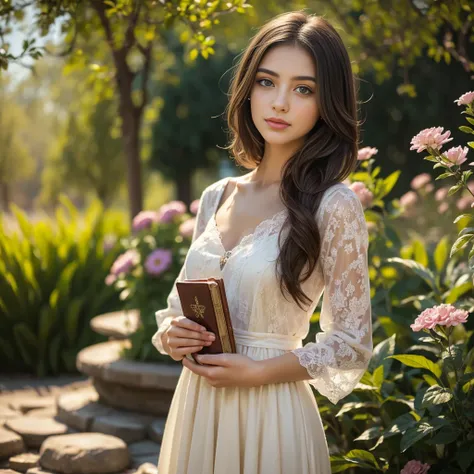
[233,328,303,351]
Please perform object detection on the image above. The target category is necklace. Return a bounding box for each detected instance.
[219,251,233,271]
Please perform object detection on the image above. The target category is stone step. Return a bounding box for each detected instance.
[90,310,140,339]
[0,428,25,460]
[4,418,69,449]
[8,452,39,472]
[76,341,181,391]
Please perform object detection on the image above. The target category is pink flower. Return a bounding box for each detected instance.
[132,210,160,232]
[454,91,474,106]
[425,183,434,193]
[411,304,469,332]
[105,274,117,286]
[438,202,449,214]
[435,186,449,201]
[444,146,469,168]
[157,200,187,224]
[410,173,431,190]
[357,146,378,161]
[349,181,373,208]
[400,191,418,208]
[190,199,200,215]
[110,249,140,276]
[179,218,196,238]
[410,127,453,153]
[103,234,117,253]
[144,248,173,276]
[401,460,431,474]
[456,196,473,211]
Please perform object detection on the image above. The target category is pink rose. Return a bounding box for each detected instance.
[401,460,431,474]
[357,146,378,161]
[179,217,196,238]
[400,191,418,208]
[444,146,469,168]
[435,187,449,201]
[454,91,474,106]
[411,304,469,332]
[456,196,474,211]
[410,127,453,153]
[410,173,431,190]
[349,181,373,209]
[438,202,449,214]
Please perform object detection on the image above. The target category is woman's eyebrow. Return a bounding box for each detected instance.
[256,67,316,83]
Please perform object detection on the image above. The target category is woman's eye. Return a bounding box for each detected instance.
[296,86,312,95]
[257,78,273,87]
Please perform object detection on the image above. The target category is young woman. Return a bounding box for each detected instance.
[152,10,373,474]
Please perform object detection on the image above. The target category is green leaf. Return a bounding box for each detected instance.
[448,183,463,196]
[450,233,474,258]
[368,334,396,374]
[433,236,449,272]
[400,418,448,452]
[458,440,474,470]
[454,213,472,224]
[421,385,453,407]
[388,354,442,378]
[372,365,384,388]
[354,426,384,441]
[384,258,437,290]
[331,449,381,472]
[459,125,474,134]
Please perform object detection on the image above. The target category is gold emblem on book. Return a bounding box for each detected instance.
[190,296,205,319]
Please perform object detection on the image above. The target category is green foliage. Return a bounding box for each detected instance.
[0,196,128,375]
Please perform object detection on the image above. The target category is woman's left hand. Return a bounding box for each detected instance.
[182,353,264,388]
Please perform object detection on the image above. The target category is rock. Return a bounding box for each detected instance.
[56,388,113,432]
[77,341,181,390]
[128,441,160,457]
[26,469,56,474]
[39,433,129,474]
[91,412,154,444]
[25,407,56,418]
[90,310,140,339]
[0,428,25,460]
[9,453,39,472]
[134,461,158,473]
[0,408,21,427]
[0,470,22,473]
[9,398,56,415]
[131,454,158,468]
[92,379,173,417]
[5,418,68,449]
[147,419,166,444]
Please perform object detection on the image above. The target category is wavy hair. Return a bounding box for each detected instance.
[224,11,360,311]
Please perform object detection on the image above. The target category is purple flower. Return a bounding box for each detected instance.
[132,211,160,232]
[454,91,474,106]
[144,248,173,276]
[179,218,196,238]
[401,460,431,474]
[190,199,200,215]
[157,200,187,224]
[110,249,140,276]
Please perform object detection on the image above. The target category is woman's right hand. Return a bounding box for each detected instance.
[161,316,216,361]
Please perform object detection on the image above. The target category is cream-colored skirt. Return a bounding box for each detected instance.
[156,329,331,474]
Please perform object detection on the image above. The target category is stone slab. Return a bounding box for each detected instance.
[131,455,159,469]
[5,418,68,449]
[128,441,160,457]
[91,412,154,444]
[9,453,39,472]
[147,419,166,445]
[9,398,56,415]
[0,428,25,460]
[90,310,140,339]
[39,433,129,474]
[55,388,113,432]
[93,379,173,416]
[25,408,56,419]
[77,341,181,390]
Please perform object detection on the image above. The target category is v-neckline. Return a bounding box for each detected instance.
[211,177,287,256]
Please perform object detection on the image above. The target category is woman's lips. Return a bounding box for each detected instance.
[265,119,290,130]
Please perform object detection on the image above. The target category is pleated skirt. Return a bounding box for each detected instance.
[156,331,331,474]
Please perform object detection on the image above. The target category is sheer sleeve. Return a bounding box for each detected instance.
[151,187,211,355]
[291,186,373,405]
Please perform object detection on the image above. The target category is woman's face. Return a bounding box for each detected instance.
[249,44,320,149]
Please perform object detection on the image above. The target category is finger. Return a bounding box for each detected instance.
[182,356,212,377]
[168,337,211,348]
[172,316,207,333]
[195,354,228,366]
[172,327,215,343]
[174,345,204,355]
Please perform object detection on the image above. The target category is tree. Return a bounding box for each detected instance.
[150,34,235,203]
[0,76,35,212]
[0,0,252,220]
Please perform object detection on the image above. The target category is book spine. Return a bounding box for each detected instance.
[209,283,232,353]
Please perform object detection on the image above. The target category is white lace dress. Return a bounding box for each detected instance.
[151,177,373,474]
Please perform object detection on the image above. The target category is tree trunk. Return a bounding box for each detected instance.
[175,167,192,206]
[0,181,10,213]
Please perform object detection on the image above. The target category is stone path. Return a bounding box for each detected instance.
[0,377,162,474]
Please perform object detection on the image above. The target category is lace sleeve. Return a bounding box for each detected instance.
[291,186,373,404]
[151,187,211,354]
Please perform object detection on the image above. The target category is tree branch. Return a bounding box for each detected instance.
[138,41,153,114]
[123,0,144,52]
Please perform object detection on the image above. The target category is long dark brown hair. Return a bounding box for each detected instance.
[225,11,360,311]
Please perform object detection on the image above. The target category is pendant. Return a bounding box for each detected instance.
[219,251,233,270]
